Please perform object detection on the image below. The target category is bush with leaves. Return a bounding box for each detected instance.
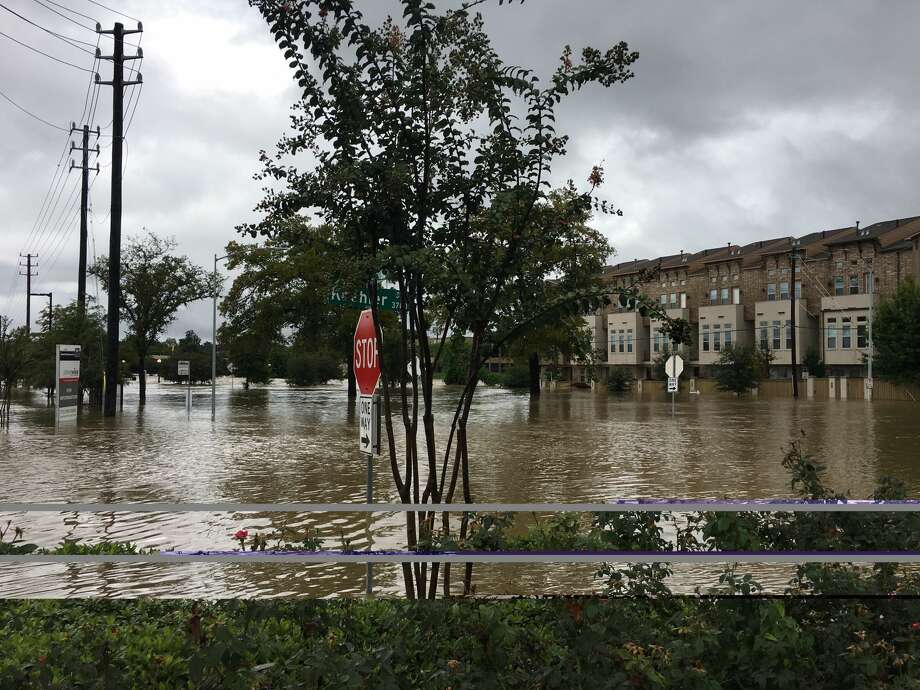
[607,367,632,393]
[714,343,771,396]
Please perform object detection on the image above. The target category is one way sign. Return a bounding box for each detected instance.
[359,395,380,455]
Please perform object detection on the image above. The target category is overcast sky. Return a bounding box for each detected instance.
[2,0,919,338]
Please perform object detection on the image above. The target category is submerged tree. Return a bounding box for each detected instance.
[872,277,920,386]
[714,344,771,397]
[90,232,218,406]
[247,0,688,597]
[0,317,32,427]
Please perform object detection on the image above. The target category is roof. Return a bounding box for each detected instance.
[602,214,920,274]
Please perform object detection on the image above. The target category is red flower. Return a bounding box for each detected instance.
[234,530,248,540]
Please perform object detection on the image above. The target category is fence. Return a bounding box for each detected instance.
[617,377,916,402]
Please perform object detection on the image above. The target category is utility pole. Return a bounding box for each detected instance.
[212,253,228,422]
[70,123,100,317]
[96,21,143,417]
[30,292,53,331]
[18,253,37,334]
[789,239,800,399]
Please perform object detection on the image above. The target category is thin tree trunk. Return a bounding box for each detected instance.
[528,351,540,399]
[346,357,356,400]
[137,350,147,406]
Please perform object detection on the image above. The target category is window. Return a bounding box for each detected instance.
[626,330,633,353]
[848,275,859,295]
[779,282,789,300]
[841,317,851,348]
[795,263,801,273]
[767,283,776,301]
[610,332,616,352]
[713,324,721,352]
[794,281,802,299]
[660,294,667,305]
[702,325,710,352]
[680,292,687,309]
[710,288,718,304]
[732,287,741,304]
[759,321,768,351]
[865,272,873,294]
[785,320,793,350]
[772,320,781,350]
[834,276,844,296]
[827,318,837,350]
[653,330,660,354]
[724,323,733,348]
[720,287,729,304]
[768,269,775,277]
[836,260,843,269]
[857,316,867,348]
[670,292,677,305]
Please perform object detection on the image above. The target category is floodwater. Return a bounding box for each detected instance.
[1,379,918,598]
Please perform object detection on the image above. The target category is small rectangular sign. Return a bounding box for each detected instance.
[667,377,678,393]
[55,344,80,423]
[330,287,400,312]
[359,395,373,454]
[178,360,190,377]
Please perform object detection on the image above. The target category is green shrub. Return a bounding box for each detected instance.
[285,349,342,386]
[607,367,632,392]
[802,348,826,378]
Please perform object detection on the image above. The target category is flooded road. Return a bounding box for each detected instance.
[1,380,918,597]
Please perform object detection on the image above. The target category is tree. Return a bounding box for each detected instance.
[873,278,920,386]
[802,348,826,379]
[22,302,107,408]
[90,232,218,406]
[0,317,32,427]
[247,0,687,598]
[286,347,342,385]
[714,344,771,396]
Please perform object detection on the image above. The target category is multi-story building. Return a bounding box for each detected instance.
[582,214,920,382]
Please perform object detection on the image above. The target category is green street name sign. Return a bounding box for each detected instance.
[330,287,400,311]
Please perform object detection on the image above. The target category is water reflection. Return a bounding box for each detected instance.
[1,380,918,597]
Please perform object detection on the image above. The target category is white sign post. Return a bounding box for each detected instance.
[178,360,191,416]
[55,344,80,425]
[665,353,684,417]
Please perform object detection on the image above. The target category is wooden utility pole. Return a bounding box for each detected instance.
[70,123,100,317]
[19,253,37,334]
[789,240,801,398]
[96,21,143,416]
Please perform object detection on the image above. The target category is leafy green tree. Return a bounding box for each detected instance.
[22,303,107,407]
[802,348,826,379]
[90,232,218,406]
[247,0,687,599]
[714,344,771,396]
[286,348,342,386]
[873,278,920,385]
[0,317,32,426]
[607,367,632,393]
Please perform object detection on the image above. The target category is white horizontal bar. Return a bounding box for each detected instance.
[1,552,918,564]
[1,501,918,513]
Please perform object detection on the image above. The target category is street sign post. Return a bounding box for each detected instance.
[178,360,191,416]
[665,353,684,417]
[353,308,382,595]
[55,345,80,425]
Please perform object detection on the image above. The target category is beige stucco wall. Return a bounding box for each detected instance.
[753,299,819,365]
[607,312,649,365]
[697,304,750,365]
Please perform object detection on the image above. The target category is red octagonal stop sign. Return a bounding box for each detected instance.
[353,309,381,395]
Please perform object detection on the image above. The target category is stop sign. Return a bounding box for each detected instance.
[353,309,381,395]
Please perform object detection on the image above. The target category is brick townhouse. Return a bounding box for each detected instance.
[574,215,920,384]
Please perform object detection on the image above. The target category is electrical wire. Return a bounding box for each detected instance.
[0,29,94,71]
[0,2,96,52]
[0,84,69,131]
[32,175,81,258]
[35,0,98,25]
[28,0,97,33]
[83,0,138,22]
[22,134,72,253]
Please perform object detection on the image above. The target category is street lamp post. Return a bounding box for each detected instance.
[212,253,229,421]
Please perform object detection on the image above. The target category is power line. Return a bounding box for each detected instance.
[35,0,98,25]
[84,0,138,22]
[0,84,69,131]
[0,29,94,71]
[0,2,96,52]
[28,0,97,33]
[22,134,72,253]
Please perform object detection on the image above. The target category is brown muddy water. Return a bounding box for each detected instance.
[1,380,918,597]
